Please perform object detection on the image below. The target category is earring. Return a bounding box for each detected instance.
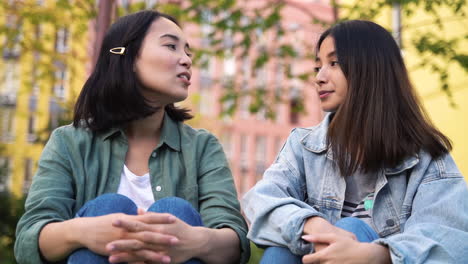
[110,47,126,55]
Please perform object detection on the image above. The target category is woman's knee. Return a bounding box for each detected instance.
[147,197,202,226]
[76,193,137,217]
[260,247,302,264]
[335,217,379,242]
[67,248,109,264]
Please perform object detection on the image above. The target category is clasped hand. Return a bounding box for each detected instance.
[85,209,197,264]
[301,217,390,264]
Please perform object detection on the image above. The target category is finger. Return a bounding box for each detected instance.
[302,252,322,264]
[302,233,338,244]
[136,212,177,224]
[113,218,150,232]
[127,231,179,246]
[107,239,146,252]
[137,208,146,215]
[313,242,328,252]
[109,250,171,264]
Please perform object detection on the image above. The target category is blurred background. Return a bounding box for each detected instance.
[0,0,466,263]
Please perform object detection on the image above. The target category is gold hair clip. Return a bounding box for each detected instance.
[109,47,126,55]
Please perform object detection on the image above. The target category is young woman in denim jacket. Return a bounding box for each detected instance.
[243,20,468,264]
[15,10,249,264]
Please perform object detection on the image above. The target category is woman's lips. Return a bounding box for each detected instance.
[177,76,191,86]
[319,91,333,99]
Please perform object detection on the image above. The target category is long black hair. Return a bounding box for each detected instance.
[316,20,452,176]
[73,10,192,132]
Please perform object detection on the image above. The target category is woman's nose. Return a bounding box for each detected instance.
[315,67,328,84]
[180,53,192,69]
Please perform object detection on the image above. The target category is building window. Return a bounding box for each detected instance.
[1,61,19,105]
[255,65,267,89]
[3,15,21,59]
[0,107,15,142]
[0,157,11,192]
[223,50,236,84]
[27,113,37,143]
[239,134,249,193]
[53,63,68,100]
[239,81,250,119]
[220,132,232,161]
[55,28,69,53]
[199,53,215,116]
[255,135,267,181]
[274,63,284,121]
[49,99,62,130]
[23,158,33,193]
[289,86,301,124]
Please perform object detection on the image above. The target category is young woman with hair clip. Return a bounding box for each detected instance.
[243,20,468,263]
[15,10,249,264]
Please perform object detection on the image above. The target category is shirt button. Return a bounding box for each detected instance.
[155,186,162,192]
[151,152,156,158]
[386,219,395,227]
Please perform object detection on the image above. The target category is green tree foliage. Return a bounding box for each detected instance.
[0,152,25,264]
[3,0,464,118]
[342,0,467,106]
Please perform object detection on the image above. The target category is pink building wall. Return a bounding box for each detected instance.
[87,0,336,196]
[182,0,336,195]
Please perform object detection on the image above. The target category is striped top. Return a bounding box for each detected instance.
[341,171,376,227]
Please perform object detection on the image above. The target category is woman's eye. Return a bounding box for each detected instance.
[313,67,321,73]
[331,61,339,66]
[166,44,176,50]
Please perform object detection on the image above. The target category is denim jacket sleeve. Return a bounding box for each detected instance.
[242,129,326,255]
[375,154,468,263]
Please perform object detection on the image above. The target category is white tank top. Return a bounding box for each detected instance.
[117,165,155,211]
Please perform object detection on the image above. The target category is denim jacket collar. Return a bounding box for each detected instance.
[300,113,331,154]
[300,112,420,174]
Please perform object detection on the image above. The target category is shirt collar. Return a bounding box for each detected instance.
[158,112,181,152]
[102,127,123,140]
[101,112,181,152]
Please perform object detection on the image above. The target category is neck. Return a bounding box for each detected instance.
[125,109,165,140]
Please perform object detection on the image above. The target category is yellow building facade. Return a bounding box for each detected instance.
[382,5,468,179]
[0,0,88,196]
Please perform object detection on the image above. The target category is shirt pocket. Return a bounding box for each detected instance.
[176,185,199,210]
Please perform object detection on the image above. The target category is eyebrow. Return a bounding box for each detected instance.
[315,50,337,61]
[160,33,191,49]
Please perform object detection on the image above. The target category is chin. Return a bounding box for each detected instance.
[321,105,339,112]
[173,94,188,103]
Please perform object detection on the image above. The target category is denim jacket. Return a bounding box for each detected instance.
[243,113,468,263]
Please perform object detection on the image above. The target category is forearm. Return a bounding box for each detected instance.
[194,227,240,264]
[38,218,84,261]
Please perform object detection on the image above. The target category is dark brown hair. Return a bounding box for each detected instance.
[317,20,452,176]
[73,10,192,132]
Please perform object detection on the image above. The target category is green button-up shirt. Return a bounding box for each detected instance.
[15,113,250,264]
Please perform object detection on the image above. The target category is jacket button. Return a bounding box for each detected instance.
[155,186,162,192]
[386,219,395,227]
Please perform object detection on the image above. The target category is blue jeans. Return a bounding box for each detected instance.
[68,193,204,264]
[260,217,379,264]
